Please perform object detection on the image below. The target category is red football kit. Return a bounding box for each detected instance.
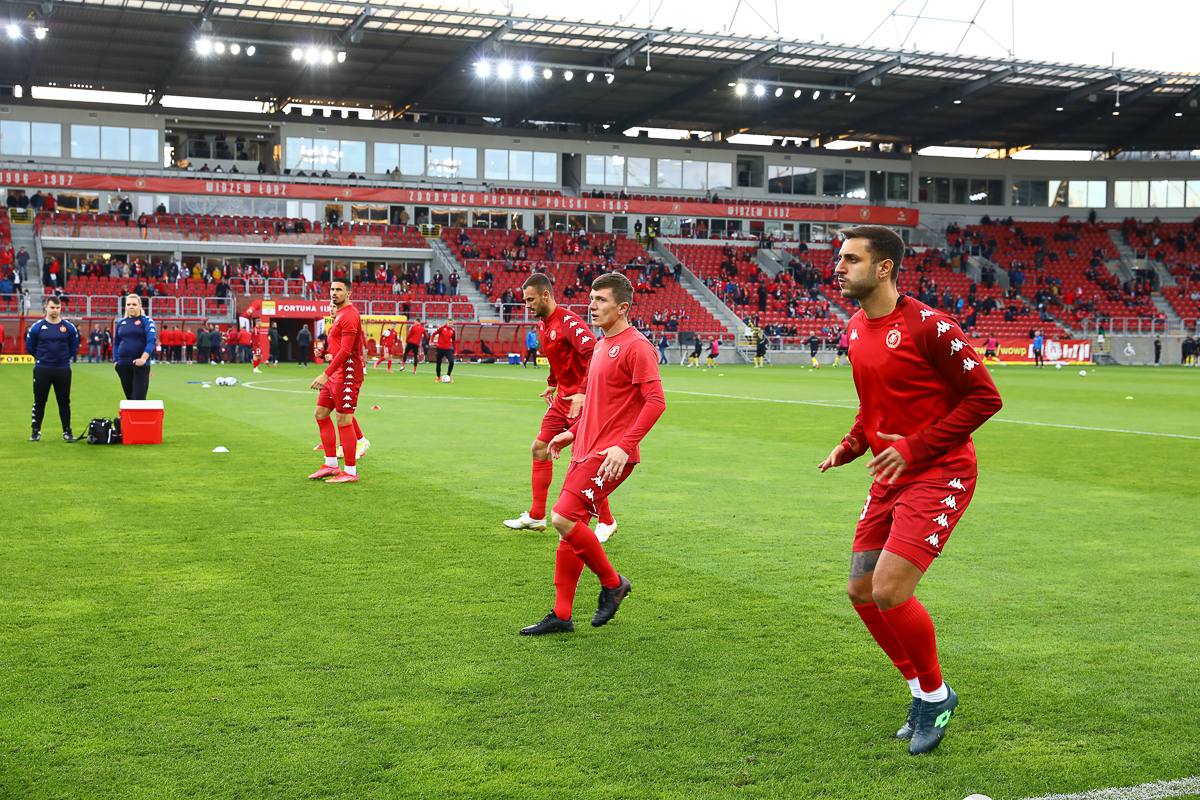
[537,306,596,444]
[318,303,366,414]
[434,325,455,350]
[842,295,1002,570]
[405,323,425,345]
[380,328,397,354]
[553,326,666,524]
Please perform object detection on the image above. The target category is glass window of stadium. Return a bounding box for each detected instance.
[822,169,844,197]
[101,127,129,161]
[568,214,586,232]
[626,157,651,187]
[374,142,399,173]
[509,151,534,182]
[681,160,707,190]
[657,158,683,189]
[56,192,100,213]
[710,219,727,235]
[449,209,469,228]
[709,162,734,191]
[511,213,524,229]
[587,214,605,232]
[351,204,388,223]
[887,172,909,200]
[533,214,546,231]
[340,141,367,173]
[532,152,555,183]
[549,213,567,231]
[485,149,508,180]
[768,166,818,195]
[431,209,451,227]
[71,125,100,159]
[0,120,31,156]
[612,215,628,232]
[399,144,424,176]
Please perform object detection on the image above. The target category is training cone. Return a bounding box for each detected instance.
[371,405,381,410]
[212,446,229,453]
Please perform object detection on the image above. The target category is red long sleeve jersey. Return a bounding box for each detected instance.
[845,296,1002,483]
[541,305,595,396]
[324,303,366,380]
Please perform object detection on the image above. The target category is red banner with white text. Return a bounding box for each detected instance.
[971,338,1092,364]
[0,168,918,226]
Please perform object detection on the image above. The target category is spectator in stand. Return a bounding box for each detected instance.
[297,324,312,368]
[16,247,29,282]
[26,297,80,442]
[113,295,156,401]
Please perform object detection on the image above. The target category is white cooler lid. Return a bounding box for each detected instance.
[120,400,164,410]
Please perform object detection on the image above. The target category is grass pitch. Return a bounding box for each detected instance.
[1,359,1197,800]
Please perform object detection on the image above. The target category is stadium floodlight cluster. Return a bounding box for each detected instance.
[733,82,855,102]
[475,60,613,85]
[195,39,256,57]
[6,22,48,40]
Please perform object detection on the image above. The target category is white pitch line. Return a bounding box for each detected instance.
[241,379,492,401]
[991,418,1200,441]
[1019,775,1200,800]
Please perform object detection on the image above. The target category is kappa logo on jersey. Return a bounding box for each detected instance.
[949,338,967,354]
[961,357,979,372]
[948,478,965,490]
[920,309,935,321]
[608,344,621,358]
[850,329,859,341]
[885,329,902,349]
[581,335,591,344]
[935,320,951,337]
[925,533,941,547]
[941,495,958,510]
[933,513,950,528]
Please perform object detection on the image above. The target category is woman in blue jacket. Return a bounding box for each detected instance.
[113,294,156,400]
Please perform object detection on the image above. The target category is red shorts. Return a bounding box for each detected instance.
[317,380,363,414]
[853,475,977,572]
[537,395,575,443]
[552,455,636,524]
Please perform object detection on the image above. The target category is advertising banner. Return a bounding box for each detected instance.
[973,338,1092,364]
[1,169,918,226]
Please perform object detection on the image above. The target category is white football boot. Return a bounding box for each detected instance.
[356,438,371,459]
[503,512,547,531]
[595,520,619,543]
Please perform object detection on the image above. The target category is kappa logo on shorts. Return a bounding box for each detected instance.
[948,478,965,490]
[941,495,958,510]
[926,533,941,547]
[582,488,594,500]
[885,329,902,349]
[608,344,621,358]
[933,513,950,528]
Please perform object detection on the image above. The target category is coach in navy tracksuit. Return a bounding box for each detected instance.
[113,294,157,401]
[26,295,80,442]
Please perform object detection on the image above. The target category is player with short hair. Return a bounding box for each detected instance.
[819,225,1002,756]
[308,278,367,483]
[834,328,850,367]
[523,327,540,369]
[983,333,999,363]
[26,296,80,442]
[433,322,456,383]
[403,318,425,373]
[687,335,703,367]
[520,273,665,636]
[753,328,769,368]
[706,337,719,368]
[373,324,397,372]
[806,332,822,368]
[1032,330,1044,369]
[504,273,618,543]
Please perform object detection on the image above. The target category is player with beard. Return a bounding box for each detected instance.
[308,278,367,483]
[519,273,665,636]
[818,225,1002,756]
[504,273,619,543]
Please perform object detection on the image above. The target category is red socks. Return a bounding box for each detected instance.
[853,602,917,681]
[530,459,553,519]
[596,497,615,527]
[553,539,585,620]
[564,521,620,589]
[880,596,942,692]
[338,424,357,467]
[317,416,337,457]
[352,417,363,440]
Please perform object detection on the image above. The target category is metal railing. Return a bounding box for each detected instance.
[1077,317,1197,336]
[37,221,430,250]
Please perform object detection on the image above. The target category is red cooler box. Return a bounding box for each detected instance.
[120,400,164,445]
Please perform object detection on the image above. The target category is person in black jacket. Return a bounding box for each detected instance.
[296,324,312,368]
[26,296,80,442]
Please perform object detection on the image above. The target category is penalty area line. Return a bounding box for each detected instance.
[1020,775,1200,800]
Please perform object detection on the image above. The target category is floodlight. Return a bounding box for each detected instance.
[586,72,594,82]
[1112,111,1120,116]
[519,64,533,80]
[753,84,765,97]
[246,45,255,56]
[1176,111,1184,117]
[34,25,47,40]
[543,68,552,79]
[230,43,240,55]
[735,83,747,96]
[292,47,303,60]
[337,51,346,63]
[1055,106,1064,111]
[793,89,801,98]
[497,61,513,79]
[197,39,212,55]
[306,49,319,64]
[214,41,225,54]
[812,90,821,100]
[321,50,333,64]
[848,93,856,102]
[605,73,614,84]
[6,24,20,39]
[564,70,573,81]
[475,60,491,77]
[774,87,782,97]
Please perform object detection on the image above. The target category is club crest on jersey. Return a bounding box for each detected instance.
[885,329,902,349]
[550,329,557,340]
[135,320,142,326]
[59,326,67,332]
[608,344,621,358]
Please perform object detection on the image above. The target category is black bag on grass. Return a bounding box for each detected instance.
[87,417,122,444]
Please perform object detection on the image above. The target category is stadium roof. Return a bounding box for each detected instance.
[3,0,1199,153]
